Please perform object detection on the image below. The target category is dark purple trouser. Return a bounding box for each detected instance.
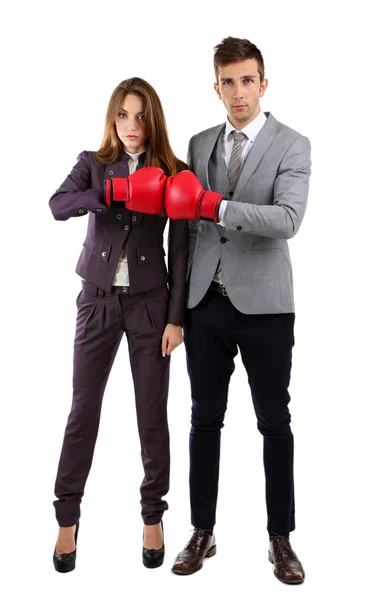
[54,281,170,527]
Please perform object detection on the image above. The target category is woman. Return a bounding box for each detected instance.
[50,78,189,572]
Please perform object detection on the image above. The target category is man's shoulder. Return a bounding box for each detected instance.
[189,123,225,146]
[268,113,310,146]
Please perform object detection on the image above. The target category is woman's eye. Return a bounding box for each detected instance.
[138,115,145,120]
[118,113,127,118]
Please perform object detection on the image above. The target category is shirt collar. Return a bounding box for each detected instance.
[225,110,267,143]
[125,150,145,160]
[120,149,147,164]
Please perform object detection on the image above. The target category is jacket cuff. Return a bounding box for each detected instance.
[76,188,106,213]
[167,306,184,327]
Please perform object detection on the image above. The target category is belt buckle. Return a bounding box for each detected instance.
[221,284,228,296]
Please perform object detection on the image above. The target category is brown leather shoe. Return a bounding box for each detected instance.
[171,528,216,575]
[268,536,305,584]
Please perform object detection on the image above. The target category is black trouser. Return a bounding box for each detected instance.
[184,290,295,534]
[54,281,170,527]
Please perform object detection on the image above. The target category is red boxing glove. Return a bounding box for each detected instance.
[104,167,166,215]
[165,171,223,222]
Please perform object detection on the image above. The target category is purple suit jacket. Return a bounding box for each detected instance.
[49,150,189,325]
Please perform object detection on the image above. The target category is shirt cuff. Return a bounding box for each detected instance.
[217,200,228,225]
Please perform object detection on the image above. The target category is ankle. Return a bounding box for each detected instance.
[59,525,75,533]
[144,523,162,532]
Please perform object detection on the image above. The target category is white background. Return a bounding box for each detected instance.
[1,0,366,598]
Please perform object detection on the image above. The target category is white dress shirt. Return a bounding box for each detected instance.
[113,151,144,286]
[217,110,267,224]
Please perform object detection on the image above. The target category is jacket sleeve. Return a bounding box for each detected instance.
[49,151,107,221]
[166,218,189,325]
[223,135,311,239]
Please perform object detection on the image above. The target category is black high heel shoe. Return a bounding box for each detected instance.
[142,522,164,569]
[53,522,80,573]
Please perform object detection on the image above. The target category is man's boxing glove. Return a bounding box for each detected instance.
[165,171,223,222]
[104,167,166,215]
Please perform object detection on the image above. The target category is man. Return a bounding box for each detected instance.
[168,37,311,583]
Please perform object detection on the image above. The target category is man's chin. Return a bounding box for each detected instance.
[230,110,249,123]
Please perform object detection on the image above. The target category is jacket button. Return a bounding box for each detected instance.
[124,225,129,230]
[122,287,127,292]
[97,209,103,212]
[109,170,114,175]
[220,237,228,243]
[78,209,84,213]
[140,255,146,261]
[228,191,234,197]
[132,216,137,222]
[237,226,242,231]
[101,251,107,257]
[117,214,122,220]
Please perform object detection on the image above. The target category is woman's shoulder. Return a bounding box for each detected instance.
[76,150,107,171]
[77,150,97,163]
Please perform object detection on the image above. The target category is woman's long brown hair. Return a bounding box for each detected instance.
[92,77,186,175]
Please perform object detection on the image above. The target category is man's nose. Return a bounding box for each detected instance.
[233,84,244,99]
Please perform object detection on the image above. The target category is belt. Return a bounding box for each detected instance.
[209,281,228,296]
[111,285,130,295]
[81,280,131,296]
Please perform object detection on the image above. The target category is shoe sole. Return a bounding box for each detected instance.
[268,551,305,585]
[171,544,217,575]
[53,562,76,573]
[143,558,164,569]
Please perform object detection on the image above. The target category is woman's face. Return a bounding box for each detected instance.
[115,93,148,154]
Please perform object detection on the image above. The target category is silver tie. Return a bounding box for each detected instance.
[227,131,247,185]
[214,131,247,285]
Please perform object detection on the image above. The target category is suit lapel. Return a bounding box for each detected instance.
[231,112,279,201]
[199,124,225,190]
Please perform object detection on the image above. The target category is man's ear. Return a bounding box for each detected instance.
[259,78,268,98]
[214,82,222,100]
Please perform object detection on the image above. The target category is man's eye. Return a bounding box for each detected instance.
[223,80,232,85]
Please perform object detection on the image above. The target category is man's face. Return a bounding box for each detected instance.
[214,59,268,129]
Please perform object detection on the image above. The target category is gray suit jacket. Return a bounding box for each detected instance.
[186,112,311,314]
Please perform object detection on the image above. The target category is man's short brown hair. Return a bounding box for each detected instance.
[214,37,265,83]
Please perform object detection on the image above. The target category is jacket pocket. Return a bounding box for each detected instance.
[83,237,112,262]
[136,245,165,266]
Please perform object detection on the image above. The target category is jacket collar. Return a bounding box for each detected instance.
[119,148,147,164]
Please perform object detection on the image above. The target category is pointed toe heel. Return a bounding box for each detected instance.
[53,521,80,573]
[142,522,164,569]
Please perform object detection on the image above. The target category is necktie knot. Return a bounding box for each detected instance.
[231,131,246,143]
